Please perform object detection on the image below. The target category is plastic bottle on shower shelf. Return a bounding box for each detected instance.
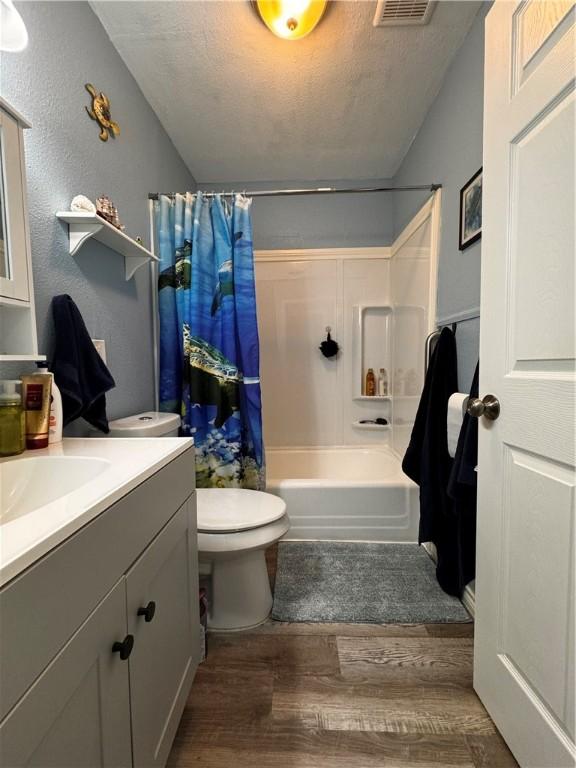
[378,368,388,397]
[365,368,376,397]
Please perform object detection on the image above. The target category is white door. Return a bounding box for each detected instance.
[474,2,575,767]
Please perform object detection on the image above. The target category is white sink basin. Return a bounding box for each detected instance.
[0,456,111,525]
[0,437,193,588]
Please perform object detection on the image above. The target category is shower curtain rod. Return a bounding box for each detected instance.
[148,184,441,200]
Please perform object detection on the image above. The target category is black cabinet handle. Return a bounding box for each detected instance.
[112,634,134,660]
[137,601,156,623]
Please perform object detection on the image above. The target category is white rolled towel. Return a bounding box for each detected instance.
[447,393,469,458]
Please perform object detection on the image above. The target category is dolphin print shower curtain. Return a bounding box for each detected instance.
[156,192,265,489]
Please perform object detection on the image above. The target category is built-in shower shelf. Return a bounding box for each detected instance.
[56,211,159,280]
[352,304,393,401]
[353,395,392,402]
[352,421,390,431]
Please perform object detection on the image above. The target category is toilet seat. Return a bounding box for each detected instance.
[198,515,290,556]
[196,488,286,533]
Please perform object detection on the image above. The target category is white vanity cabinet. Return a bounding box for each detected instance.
[0,447,199,767]
[0,579,133,767]
[126,501,197,767]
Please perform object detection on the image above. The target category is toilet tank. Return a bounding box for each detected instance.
[107,412,181,438]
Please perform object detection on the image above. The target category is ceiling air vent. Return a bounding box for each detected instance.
[373,0,436,27]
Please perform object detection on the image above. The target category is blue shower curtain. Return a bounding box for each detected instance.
[156,192,265,489]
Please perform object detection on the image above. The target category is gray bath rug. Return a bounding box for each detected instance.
[271,541,471,624]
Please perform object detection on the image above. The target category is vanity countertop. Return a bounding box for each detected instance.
[0,437,194,587]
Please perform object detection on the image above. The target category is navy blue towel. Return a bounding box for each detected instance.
[447,362,480,594]
[402,327,460,596]
[51,294,115,432]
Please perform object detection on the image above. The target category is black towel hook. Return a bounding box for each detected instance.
[319,326,339,358]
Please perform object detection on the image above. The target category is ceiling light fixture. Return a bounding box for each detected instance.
[0,0,28,52]
[252,0,327,41]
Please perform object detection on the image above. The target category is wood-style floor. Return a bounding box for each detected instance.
[168,545,519,768]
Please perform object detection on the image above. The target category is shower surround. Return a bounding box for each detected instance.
[255,195,440,541]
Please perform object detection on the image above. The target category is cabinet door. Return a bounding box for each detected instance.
[126,496,199,768]
[0,579,132,768]
[0,105,31,302]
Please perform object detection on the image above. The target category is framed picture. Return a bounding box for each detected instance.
[459,168,482,250]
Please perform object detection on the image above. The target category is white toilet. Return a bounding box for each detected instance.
[197,488,288,630]
[107,412,289,631]
[107,411,181,437]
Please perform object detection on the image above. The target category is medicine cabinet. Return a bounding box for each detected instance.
[0,98,44,361]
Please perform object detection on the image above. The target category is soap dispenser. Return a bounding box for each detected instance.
[0,380,25,456]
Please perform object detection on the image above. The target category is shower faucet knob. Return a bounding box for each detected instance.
[467,394,500,421]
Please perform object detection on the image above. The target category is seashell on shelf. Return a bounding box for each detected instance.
[70,195,97,214]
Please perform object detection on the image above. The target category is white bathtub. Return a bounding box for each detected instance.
[266,446,419,542]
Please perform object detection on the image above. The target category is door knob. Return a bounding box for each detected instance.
[112,634,134,660]
[467,394,500,421]
[137,601,156,623]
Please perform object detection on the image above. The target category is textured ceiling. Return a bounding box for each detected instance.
[92,1,481,183]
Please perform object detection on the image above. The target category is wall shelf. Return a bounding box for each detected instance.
[56,212,159,280]
[0,354,46,362]
[353,395,392,402]
[0,301,45,360]
[352,421,390,431]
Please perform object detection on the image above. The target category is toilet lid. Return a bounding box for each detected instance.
[196,489,286,533]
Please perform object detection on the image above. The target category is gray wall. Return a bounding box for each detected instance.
[0,1,195,424]
[201,180,395,250]
[393,4,489,392]
[2,0,487,417]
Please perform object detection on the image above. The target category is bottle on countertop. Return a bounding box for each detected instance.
[0,380,25,456]
[36,361,63,444]
[365,368,376,397]
[378,368,388,397]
